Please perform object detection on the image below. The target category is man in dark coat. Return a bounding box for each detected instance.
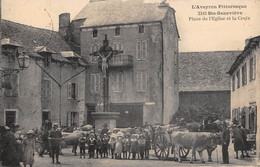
[49,123,62,164]
[39,129,51,157]
[221,124,230,164]
[232,125,245,159]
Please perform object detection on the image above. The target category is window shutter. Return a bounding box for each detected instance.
[75,83,78,99]
[96,74,100,92]
[119,73,124,92]
[136,42,141,60]
[4,75,11,96]
[142,41,147,59]
[68,83,72,99]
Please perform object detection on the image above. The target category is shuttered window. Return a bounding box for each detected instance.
[236,69,240,89]
[136,71,148,92]
[68,83,78,99]
[112,72,124,92]
[90,44,100,63]
[42,79,51,109]
[4,73,18,97]
[136,41,147,60]
[90,74,100,93]
[232,75,235,92]
[249,56,256,82]
[242,63,247,86]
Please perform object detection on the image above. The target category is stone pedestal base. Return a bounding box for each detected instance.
[91,112,120,130]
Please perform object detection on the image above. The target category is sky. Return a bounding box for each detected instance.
[2,0,260,52]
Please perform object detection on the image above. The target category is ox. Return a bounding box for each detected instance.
[171,131,221,163]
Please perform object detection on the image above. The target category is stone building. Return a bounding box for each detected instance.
[59,0,180,126]
[179,51,241,120]
[228,36,259,159]
[0,20,87,132]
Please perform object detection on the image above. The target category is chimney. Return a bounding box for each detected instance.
[59,13,71,40]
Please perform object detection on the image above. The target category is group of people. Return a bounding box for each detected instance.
[77,124,152,160]
[221,122,252,164]
[0,124,35,167]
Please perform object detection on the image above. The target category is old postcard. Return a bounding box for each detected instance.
[0,0,259,166]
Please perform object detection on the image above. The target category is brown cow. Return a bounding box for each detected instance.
[171,131,220,163]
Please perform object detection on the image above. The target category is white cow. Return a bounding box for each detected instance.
[171,131,220,163]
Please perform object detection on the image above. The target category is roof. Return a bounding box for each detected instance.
[74,0,170,28]
[1,38,21,47]
[228,36,260,75]
[179,51,242,92]
[1,19,71,56]
[34,46,56,54]
[60,51,81,58]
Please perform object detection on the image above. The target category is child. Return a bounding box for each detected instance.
[23,130,35,167]
[78,133,86,158]
[138,134,146,160]
[102,133,109,158]
[87,134,96,159]
[122,133,131,159]
[114,136,123,159]
[129,134,138,159]
[96,135,103,159]
[108,137,116,159]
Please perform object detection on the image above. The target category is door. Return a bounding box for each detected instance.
[87,104,96,125]
[110,103,143,128]
[5,110,16,127]
[42,111,50,126]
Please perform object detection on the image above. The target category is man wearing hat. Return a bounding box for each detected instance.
[49,123,62,164]
[221,123,230,164]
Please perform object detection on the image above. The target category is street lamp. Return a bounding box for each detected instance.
[17,51,30,69]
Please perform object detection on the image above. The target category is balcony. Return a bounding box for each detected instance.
[108,55,133,68]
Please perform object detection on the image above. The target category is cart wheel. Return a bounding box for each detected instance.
[179,147,189,159]
[153,132,170,160]
[35,139,43,154]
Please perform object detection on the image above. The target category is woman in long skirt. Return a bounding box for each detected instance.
[23,130,35,167]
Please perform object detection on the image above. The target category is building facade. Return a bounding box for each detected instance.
[228,36,259,159]
[60,0,180,126]
[179,51,241,120]
[0,20,87,132]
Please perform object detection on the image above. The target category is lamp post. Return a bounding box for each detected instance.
[0,51,31,89]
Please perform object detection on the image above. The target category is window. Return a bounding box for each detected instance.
[90,44,100,63]
[232,75,235,91]
[115,27,121,36]
[70,112,78,127]
[136,71,148,92]
[42,79,51,99]
[242,63,247,86]
[236,70,240,89]
[42,79,51,109]
[136,41,147,60]
[90,74,100,93]
[5,110,17,127]
[4,73,18,97]
[93,29,98,38]
[139,25,144,33]
[113,42,123,51]
[112,72,124,92]
[68,83,78,99]
[44,55,51,67]
[249,56,256,81]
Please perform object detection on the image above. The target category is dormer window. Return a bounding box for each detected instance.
[93,29,98,38]
[2,46,18,63]
[44,55,52,67]
[139,25,144,33]
[115,27,121,36]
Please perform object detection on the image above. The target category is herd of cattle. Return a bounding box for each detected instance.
[51,120,225,163]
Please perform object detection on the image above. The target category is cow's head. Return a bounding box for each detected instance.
[212,133,222,145]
